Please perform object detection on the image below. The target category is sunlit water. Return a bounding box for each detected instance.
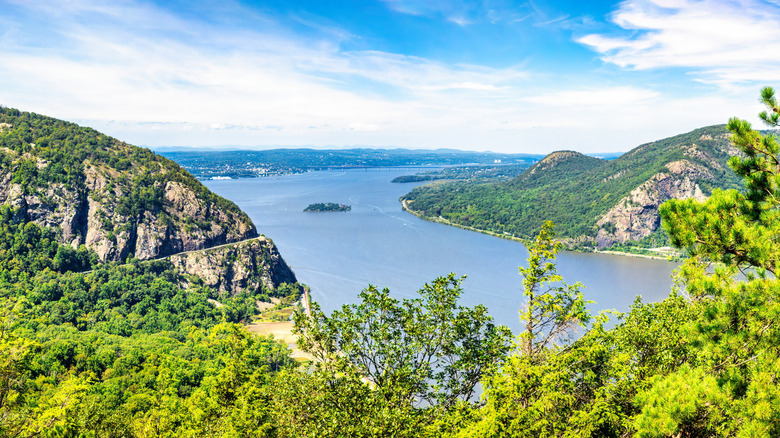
[205,168,678,334]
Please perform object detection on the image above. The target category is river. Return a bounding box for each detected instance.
[205,168,678,334]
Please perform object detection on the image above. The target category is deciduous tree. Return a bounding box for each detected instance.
[294,273,512,408]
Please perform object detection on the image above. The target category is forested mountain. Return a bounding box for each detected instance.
[0,108,304,435]
[0,108,257,262]
[0,107,297,292]
[402,125,744,249]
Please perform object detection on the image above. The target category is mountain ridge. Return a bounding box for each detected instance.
[401,124,746,250]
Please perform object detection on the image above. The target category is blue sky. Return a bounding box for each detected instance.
[1,0,779,153]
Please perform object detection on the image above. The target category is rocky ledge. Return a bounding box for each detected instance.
[0,158,257,262]
[168,237,297,295]
[595,160,711,247]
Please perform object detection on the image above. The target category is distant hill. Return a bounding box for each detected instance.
[391,163,535,184]
[401,125,745,249]
[0,107,295,292]
[161,148,541,179]
[513,151,604,187]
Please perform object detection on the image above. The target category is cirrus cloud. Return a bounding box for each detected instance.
[578,0,780,85]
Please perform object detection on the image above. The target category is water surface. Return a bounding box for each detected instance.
[205,168,678,333]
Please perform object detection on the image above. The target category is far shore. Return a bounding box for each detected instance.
[401,200,679,262]
[593,250,675,261]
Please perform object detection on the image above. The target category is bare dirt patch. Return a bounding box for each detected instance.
[246,320,313,361]
[256,297,281,311]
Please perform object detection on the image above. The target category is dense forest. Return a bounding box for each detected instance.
[3,88,780,437]
[401,125,744,249]
[0,203,303,436]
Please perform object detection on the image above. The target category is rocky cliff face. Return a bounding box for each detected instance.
[595,160,711,247]
[0,108,296,296]
[0,155,256,262]
[169,237,297,295]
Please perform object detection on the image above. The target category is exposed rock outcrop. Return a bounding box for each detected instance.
[595,160,711,247]
[169,237,297,294]
[0,158,257,262]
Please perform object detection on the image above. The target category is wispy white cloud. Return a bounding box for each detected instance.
[380,0,470,20]
[535,14,570,27]
[0,1,532,144]
[523,86,660,107]
[378,0,533,27]
[448,15,472,26]
[578,0,780,84]
[0,0,769,153]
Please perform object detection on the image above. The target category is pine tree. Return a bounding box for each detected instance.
[635,86,780,437]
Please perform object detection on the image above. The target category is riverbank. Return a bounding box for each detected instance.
[594,250,675,261]
[401,199,530,243]
[401,200,679,262]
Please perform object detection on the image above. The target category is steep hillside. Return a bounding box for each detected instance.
[0,108,257,262]
[401,125,743,249]
[0,107,296,294]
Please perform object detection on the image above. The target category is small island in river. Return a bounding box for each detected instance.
[304,202,352,212]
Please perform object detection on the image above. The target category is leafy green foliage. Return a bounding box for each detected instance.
[282,274,511,437]
[0,311,292,438]
[518,221,591,359]
[0,205,94,276]
[269,366,425,438]
[295,274,512,409]
[0,204,300,436]
[463,285,700,437]
[641,87,780,437]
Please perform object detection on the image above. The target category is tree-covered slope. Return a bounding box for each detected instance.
[0,108,305,435]
[512,150,605,187]
[0,107,256,262]
[0,203,301,437]
[402,125,742,248]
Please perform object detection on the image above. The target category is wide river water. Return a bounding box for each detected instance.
[205,168,678,334]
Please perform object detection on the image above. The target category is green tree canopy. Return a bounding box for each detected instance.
[294,274,512,409]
